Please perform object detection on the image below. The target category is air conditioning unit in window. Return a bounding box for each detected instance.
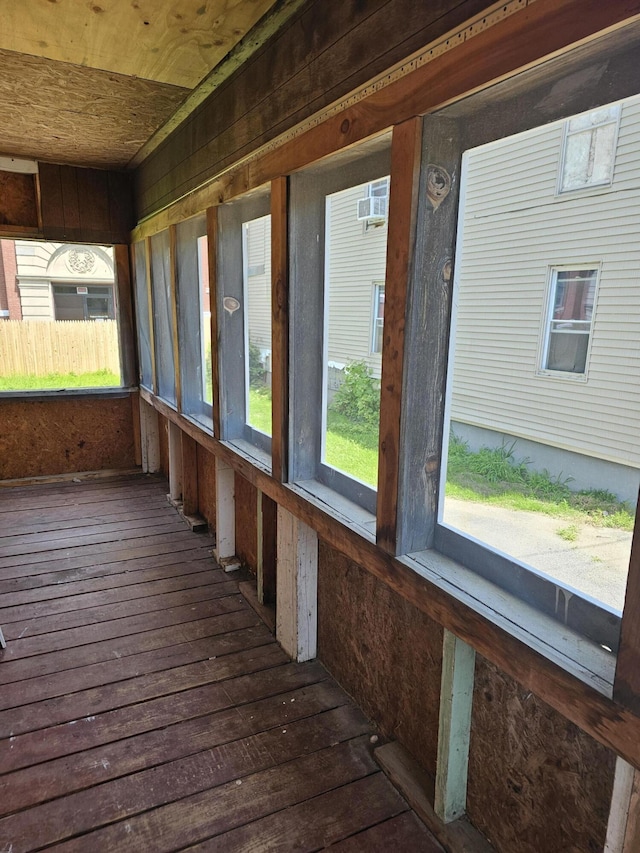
[357,195,388,222]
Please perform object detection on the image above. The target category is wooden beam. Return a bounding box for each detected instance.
[376,117,422,555]
[605,759,640,853]
[140,386,640,768]
[614,491,640,713]
[130,390,142,468]
[131,0,640,240]
[276,505,318,662]
[207,206,222,439]
[114,244,137,389]
[435,630,476,824]
[181,431,199,518]
[271,175,289,483]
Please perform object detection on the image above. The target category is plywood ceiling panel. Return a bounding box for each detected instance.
[0,0,280,89]
[0,49,189,168]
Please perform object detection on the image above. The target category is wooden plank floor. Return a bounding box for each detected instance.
[0,474,441,852]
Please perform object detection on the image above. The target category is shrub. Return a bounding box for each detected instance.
[330,360,380,428]
[249,341,264,387]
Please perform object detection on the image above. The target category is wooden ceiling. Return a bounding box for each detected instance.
[0,0,285,169]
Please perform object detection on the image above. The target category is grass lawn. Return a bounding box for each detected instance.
[0,369,121,391]
[247,389,633,531]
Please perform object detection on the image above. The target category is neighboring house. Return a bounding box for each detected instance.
[245,179,389,393]
[4,241,116,321]
[448,93,640,502]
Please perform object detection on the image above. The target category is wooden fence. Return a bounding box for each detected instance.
[0,320,120,376]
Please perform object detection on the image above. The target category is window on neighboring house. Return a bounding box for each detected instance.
[558,104,620,192]
[541,267,599,376]
[371,283,385,354]
[0,239,123,392]
[357,177,389,225]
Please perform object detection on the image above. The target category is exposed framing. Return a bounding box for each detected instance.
[133,6,640,771]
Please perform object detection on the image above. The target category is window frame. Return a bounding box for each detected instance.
[217,188,273,461]
[289,142,391,516]
[556,103,621,195]
[538,264,601,380]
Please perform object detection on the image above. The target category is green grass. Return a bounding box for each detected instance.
[0,369,121,391]
[446,434,634,531]
[248,386,272,435]
[246,387,634,532]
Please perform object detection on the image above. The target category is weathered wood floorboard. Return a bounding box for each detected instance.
[0,475,438,851]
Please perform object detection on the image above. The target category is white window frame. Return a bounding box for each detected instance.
[371,281,385,354]
[538,264,601,381]
[557,103,621,194]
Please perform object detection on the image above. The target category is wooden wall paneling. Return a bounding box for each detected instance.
[196,442,217,527]
[168,225,182,412]
[395,116,461,555]
[59,166,81,236]
[234,472,258,572]
[114,244,137,389]
[139,396,161,474]
[614,492,640,714]
[144,236,158,395]
[376,116,423,555]
[106,170,135,244]
[0,170,39,233]
[140,386,640,768]
[606,759,640,852]
[181,431,199,517]
[167,420,183,503]
[38,163,64,238]
[207,206,222,439]
[135,0,499,216]
[276,504,318,662]
[259,491,278,606]
[434,630,476,824]
[130,391,142,468]
[270,175,289,483]
[76,167,109,238]
[214,456,236,564]
[133,0,640,236]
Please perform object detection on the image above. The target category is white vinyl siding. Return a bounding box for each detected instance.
[244,214,272,358]
[449,94,640,468]
[325,182,388,378]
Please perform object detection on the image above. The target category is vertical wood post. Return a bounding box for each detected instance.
[214,456,236,561]
[605,758,640,852]
[276,505,318,662]
[376,116,423,555]
[130,391,142,467]
[114,244,138,388]
[614,491,640,713]
[435,629,476,824]
[271,175,289,483]
[168,420,183,503]
[181,432,199,517]
[139,397,160,473]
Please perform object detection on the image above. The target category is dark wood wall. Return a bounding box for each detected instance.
[134,0,496,220]
[0,164,133,245]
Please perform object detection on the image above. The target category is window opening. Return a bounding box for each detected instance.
[0,239,122,391]
[322,177,389,492]
[243,214,272,437]
[439,95,637,641]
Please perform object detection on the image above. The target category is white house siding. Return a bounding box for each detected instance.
[449,94,640,470]
[16,281,52,319]
[245,214,272,360]
[325,182,388,379]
